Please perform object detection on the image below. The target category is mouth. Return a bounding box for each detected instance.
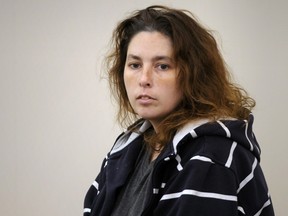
[136,94,155,100]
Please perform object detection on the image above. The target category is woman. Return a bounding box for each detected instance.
[84,5,274,216]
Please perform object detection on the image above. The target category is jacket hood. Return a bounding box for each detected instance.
[172,114,261,161]
[111,114,261,161]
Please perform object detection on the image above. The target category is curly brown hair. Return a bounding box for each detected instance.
[106,5,255,149]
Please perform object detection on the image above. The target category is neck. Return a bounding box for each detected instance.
[149,143,163,162]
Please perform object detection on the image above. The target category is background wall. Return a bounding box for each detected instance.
[0,0,287,215]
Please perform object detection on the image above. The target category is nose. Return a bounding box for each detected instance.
[139,66,152,87]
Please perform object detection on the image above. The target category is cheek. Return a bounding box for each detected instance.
[162,82,183,106]
[123,73,134,99]
[123,71,130,90]
[171,83,183,105]
[172,89,183,106]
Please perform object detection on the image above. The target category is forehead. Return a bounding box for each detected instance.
[127,31,174,57]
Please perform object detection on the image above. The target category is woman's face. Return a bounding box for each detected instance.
[124,31,183,131]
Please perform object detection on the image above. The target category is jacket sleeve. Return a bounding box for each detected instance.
[83,155,108,216]
[152,152,274,216]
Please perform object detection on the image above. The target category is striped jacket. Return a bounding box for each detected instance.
[84,115,274,215]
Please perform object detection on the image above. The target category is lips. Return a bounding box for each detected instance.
[136,94,156,104]
[136,94,155,100]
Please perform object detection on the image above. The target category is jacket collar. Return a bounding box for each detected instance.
[110,119,211,156]
[172,119,210,154]
[110,120,151,155]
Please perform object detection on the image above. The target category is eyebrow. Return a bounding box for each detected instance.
[126,54,173,62]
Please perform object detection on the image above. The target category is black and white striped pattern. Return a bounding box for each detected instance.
[84,115,274,215]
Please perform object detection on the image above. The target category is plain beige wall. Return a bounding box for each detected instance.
[0,0,287,215]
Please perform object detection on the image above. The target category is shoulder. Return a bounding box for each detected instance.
[173,117,260,172]
[179,131,256,164]
[199,135,256,168]
[175,133,260,188]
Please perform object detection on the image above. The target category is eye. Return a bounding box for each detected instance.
[156,64,170,71]
[128,63,141,70]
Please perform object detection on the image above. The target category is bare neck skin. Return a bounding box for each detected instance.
[150,149,161,162]
[149,122,163,162]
